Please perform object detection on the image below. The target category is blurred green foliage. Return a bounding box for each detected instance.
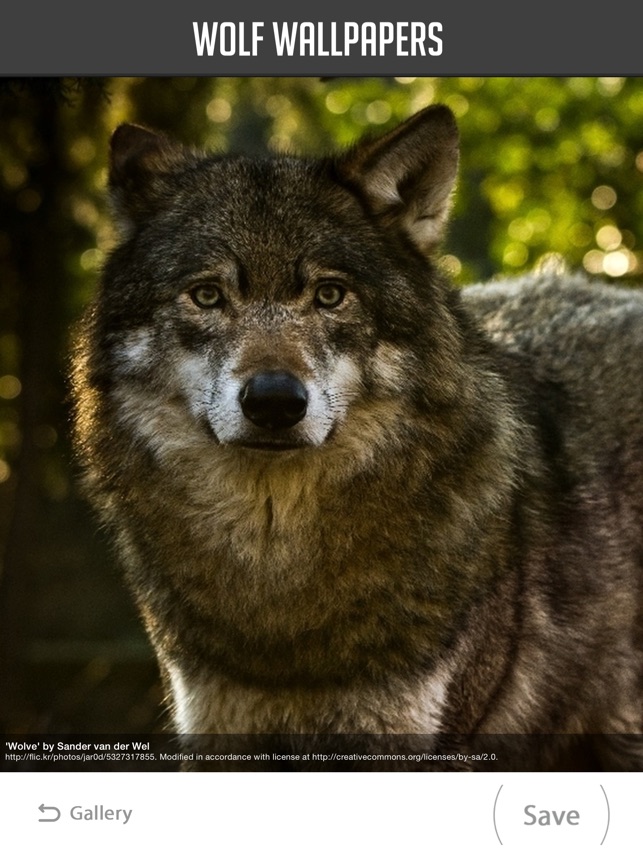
[100,77,643,280]
[0,77,641,731]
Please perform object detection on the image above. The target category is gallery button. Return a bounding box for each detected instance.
[493,781,610,847]
[36,802,134,825]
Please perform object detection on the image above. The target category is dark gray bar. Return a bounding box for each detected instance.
[1,0,642,76]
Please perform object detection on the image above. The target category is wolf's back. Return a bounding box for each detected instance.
[465,272,643,487]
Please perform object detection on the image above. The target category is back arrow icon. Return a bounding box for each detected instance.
[38,804,61,822]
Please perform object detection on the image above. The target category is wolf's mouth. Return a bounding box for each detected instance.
[238,440,307,452]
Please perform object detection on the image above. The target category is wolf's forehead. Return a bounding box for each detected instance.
[204,154,324,194]
[161,157,367,277]
[196,156,355,233]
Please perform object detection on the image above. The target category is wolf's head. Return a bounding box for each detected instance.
[83,106,463,463]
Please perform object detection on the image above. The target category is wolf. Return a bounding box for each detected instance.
[72,104,643,770]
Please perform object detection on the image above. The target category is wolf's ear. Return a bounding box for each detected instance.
[108,124,192,233]
[337,105,459,255]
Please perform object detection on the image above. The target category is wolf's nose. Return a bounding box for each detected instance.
[239,371,308,429]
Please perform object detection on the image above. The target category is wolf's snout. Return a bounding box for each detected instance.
[239,371,308,430]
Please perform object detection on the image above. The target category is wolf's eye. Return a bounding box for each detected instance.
[314,282,346,309]
[190,284,224,309]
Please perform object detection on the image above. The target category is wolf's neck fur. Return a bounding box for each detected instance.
[111,355,527,692]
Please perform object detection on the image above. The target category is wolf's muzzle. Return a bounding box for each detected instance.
[239,371,308,430]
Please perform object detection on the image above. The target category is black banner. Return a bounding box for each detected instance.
[3,733,640,772]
